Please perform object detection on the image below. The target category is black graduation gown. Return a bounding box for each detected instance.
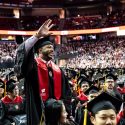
[14,42,72,125]
[75,106,93,125]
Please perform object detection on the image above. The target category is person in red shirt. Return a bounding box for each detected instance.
[2,79,23,104]
[1,79,24,116]
[0,79,26,125]
[77,77,90,103]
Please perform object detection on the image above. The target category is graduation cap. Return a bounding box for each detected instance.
[34,36,53,52]
[70,69,77,79]
[78,76,91,88]
[87,92,122,114]
[0,79,4,88]
[6,79,16,92]
[84,85,99,95]
[99,77,105,85]
[106,73,117,82]
[92,72,103,81]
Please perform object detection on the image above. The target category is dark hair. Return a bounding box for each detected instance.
[45,99,63,125]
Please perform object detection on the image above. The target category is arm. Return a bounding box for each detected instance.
[25,19,54,55]
[14,19,54,77]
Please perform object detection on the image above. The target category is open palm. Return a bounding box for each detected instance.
[37,19,54,38]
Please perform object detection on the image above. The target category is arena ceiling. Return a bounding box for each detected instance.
[0,0,120,8]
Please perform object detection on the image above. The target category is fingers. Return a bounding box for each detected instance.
[41,19,53,29]
[41,19,52,28]
[38,20,48,30]
[46,19,52,26]
[48,24,54,29]
[38,19,51,31]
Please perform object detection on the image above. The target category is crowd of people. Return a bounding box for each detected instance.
[0,41,17,68]
[64,36,125,68]
[0,18,125,125]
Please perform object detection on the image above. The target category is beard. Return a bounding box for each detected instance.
[42,51,54,61]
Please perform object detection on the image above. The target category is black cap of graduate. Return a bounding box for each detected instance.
[87,92,122,114]
[78,76,92,88]
[92,72,104,82]
[84,85,99,95]
[99,77,105,84]
[0,79,4,89]
[34,36,53,52]
[6,79,16,93]
[106,73,117,82]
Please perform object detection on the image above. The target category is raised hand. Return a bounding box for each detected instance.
[35,19,54,39]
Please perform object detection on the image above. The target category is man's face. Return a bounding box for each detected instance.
[105,79,115,90]
[80,83,89,92]
[39,44,54,61]
[13,85,19,96]
[90,109,117,125]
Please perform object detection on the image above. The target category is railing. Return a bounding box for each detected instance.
[0,25,125,36]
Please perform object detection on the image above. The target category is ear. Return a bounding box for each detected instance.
[90,115,95,125]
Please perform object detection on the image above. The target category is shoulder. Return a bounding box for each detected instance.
[1,96,11,103]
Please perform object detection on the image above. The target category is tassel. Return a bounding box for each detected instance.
[83,105,88,125]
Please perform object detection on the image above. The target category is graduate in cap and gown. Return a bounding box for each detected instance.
[87,92,122,125]
[75,85,99,125]
[1,79,24,115]
[1,79,22,103]
[105,73,122,100]
[1,79,25,125]
[15,19,72,125]
[77,77,90,103]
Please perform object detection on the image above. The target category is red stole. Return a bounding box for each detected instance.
[77,91,88,101]
[35,58,62,101]
[2,96,23,104]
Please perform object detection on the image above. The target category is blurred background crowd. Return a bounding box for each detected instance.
[1,0,125,125]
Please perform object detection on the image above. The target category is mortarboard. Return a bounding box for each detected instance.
[87,92,122,114]
[92,72,103,81]
[106,73,117,81]
[70,69,77,78]
[6,79,16,92]
[78,76,91,88]
[84,85,99,95]
[92,72,105,86]
[99,77,105,84]
[34,36,53,52]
